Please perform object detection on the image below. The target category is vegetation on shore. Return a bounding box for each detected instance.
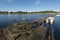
[0,11,59,14]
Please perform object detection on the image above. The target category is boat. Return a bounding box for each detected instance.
[46,17,54,24]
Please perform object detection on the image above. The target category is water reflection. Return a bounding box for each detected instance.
[0,14,48,28]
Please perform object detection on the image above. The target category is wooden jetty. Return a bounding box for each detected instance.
[0,15,55,40]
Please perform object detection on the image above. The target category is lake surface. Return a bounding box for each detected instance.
[0,14,60,40]
[0,14,49,28]
[53,16,60,40]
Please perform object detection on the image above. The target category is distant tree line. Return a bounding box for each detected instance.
[0,11,59,14]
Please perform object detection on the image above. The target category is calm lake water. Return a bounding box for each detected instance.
[53,16,60,40]
[0,14,60,40]
[0,14,49,28]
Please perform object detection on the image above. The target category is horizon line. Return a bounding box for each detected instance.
[0,10,60,12]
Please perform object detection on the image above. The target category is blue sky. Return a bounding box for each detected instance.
[0,0,60,12]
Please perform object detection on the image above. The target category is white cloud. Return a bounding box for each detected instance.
[35,0,40,5]
[6,0,14,3]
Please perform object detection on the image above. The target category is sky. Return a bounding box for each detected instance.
[0,0,60,12]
